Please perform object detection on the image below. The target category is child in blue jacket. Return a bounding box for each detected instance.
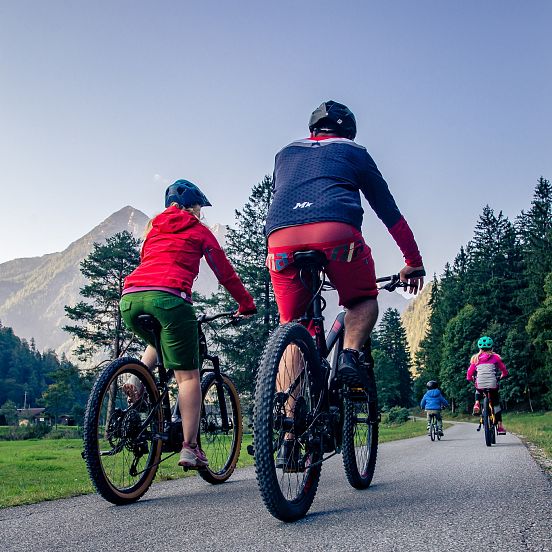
[420,381,449,436]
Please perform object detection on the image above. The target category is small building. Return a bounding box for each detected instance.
[16,408,51,426]
[59,414,76,426]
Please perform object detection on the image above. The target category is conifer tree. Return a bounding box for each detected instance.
[197,176,279,401]
[526,271,552,408]
[414,177,552,411]
[439,304,480,412]
[517,177,552,312]
[64,231,142,363]
[372,308,412,408]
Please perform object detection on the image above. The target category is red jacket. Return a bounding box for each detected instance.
[124,206,256,314]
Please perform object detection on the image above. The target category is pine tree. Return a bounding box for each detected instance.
[372,308,412,408]
[196,176,279,403]
[526,271,552,408]
[517,177,552,312]
[440,304,480,413]
[64,231,143,363]
[466,206,524,323]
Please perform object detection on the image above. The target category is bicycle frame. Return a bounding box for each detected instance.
[478,388,497,446]
[135,312,236,450]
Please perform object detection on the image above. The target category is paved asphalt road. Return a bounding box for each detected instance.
[1,422,550,552]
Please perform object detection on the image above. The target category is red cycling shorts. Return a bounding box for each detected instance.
[267,222,377,324]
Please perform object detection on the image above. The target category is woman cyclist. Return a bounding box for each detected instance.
[466,336,508,434]
[119,180,256,468]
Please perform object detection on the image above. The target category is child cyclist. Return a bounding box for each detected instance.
[119,180,256,468]
[420,381,449,436]
[466,336,508,434]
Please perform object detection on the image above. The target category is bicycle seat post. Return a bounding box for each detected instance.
[293,249,329,359]
[136,314,164,372]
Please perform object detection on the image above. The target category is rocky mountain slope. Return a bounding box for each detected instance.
[0,207,149,356]
[0,207,226,361]
[400,283,432,370]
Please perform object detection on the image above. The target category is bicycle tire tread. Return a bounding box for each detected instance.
[198,372,243,484]
[82,357,162,504]
[254,323,322,522]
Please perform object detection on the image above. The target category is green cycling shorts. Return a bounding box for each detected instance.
[119,291,199,371]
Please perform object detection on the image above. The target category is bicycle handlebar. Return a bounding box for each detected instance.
[197,311,254,327]
[376,269,426,292]
[197,311,237,323]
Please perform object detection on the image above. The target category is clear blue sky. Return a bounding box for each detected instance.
[1,1,550,277]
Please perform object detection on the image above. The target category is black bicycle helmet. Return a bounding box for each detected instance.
[426,380,438,390]
[165,179,212,209]
[308,100,357,140]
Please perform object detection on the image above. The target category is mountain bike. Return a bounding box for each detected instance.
[253,248,425,521]
[82,311,243,505]
[477,388,498,447]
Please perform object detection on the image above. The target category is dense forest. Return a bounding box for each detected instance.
[0,323,92,425]
[413,177,552,412]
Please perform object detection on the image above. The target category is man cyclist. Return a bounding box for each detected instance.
[265,100,425,387]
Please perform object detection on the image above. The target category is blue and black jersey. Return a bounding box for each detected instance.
[265,137,402,235]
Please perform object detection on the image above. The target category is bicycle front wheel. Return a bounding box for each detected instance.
[198,372,243,484]
[82,358,163,504]
[342,370,379,489]
[254,323,323,522]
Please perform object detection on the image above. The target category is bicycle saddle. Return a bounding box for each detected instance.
[136,314,161,333]
[293,249,328,269]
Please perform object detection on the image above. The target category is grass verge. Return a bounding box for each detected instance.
[1,420,432,509]
[502,411,552,474]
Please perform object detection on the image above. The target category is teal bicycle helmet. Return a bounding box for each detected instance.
[477,336,494,349]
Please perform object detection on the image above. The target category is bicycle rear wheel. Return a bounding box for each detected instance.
[82,358,163,504]
[198,372,243,484]
[430,419,436,442]
[483,397,493,447]
[254,323,323,522]
[342,367,379,489]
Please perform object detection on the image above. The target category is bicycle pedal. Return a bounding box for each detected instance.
[247,444,255,457]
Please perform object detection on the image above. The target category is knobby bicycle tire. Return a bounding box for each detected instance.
[342,373,379,489]
[254,323,323,522]
[82,357,163,504]
[198,372,243,484]
[483,397,493,447]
